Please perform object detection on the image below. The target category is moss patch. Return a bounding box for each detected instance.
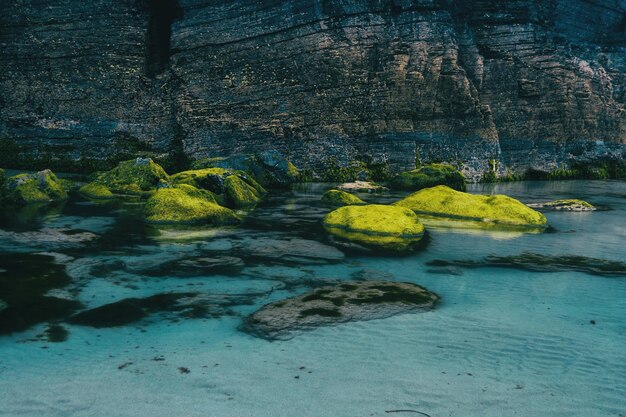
[86,158,169,196]
[4,169,68,205]
[528,199,596,211]
[299,307,342,318]
[394,185,547,227]
[321,189,366,207]
[389,163,466,191]
[144,185,240,224]
[323,204,425,251]
[224,175,262,208]
[78,182,114,199]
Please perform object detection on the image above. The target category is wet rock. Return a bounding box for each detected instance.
[527,199,596,212]
[323,204,425,252]
[192,150,299,188]
[3,169,68,205]
[243,281,439,340]
[394,185,547,227]
[241,237,345,263]
[427,253,626,277]
[321,189,365,207]
[337,181,387,193]
[389,164,466,191]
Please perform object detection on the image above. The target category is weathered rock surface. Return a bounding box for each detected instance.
[243,280,439,340]
[1,1,625,178]
[528,199,596,211]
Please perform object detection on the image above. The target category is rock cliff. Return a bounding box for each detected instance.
[1,0,625,179]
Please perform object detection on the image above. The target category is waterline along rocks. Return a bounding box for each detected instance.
[323,204,426,252]
[1,1,625,179]
[394,185,547,227]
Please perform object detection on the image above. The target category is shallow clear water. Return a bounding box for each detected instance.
[0,180,625,417]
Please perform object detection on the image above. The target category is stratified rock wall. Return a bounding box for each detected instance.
[1,0,625,178]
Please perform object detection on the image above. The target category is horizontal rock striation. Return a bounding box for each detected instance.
[1,0,625,178]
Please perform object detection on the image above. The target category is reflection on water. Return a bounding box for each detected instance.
[0,180,625,417]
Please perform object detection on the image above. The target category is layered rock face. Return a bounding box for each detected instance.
[1,0,625,178]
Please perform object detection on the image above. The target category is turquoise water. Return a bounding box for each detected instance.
[0,180,625,417]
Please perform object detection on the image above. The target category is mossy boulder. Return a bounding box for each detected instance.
[321,189,366,207]
[172,167,265,208]
[389,164,466,191]
[81,158,169,198]
[394,185,547,227]
[3,169,68,205]
[144,184,240,225]
[191,150,299,188]
[528,199,596,212]
[243,280,439,340]
[323,204,426,251]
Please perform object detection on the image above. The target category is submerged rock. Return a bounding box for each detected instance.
[337,181,387,193]
[243,280,439,340]
[143,256,245,277]
[427,253,626,277]
[323,204,425,252]
[394,185,547,227]
[144,184,240,225]
[172,167,266,208]
[527,199,596,212]
[0,228,97,251]
[192,150,299,188]
[0,253,83,335]
[389,163,466,191]
[321,189,366,207]
[79,158,169,198]
[3,169,68,205]
[241,237,345,263]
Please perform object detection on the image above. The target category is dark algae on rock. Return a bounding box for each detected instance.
[427,253,626,278]
[243,280,439,340]
[0,253,82,335]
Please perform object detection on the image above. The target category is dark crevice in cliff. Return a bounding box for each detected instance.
[145,0,182,78]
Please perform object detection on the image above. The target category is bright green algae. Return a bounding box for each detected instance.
[389,163,466,191]
[323,204,425,251]
[172,168,266,208]
[144,184,240,225]
[80,158,169,197]
[3,169,68,205]
[394,185,547,227]
[321,189,366,207]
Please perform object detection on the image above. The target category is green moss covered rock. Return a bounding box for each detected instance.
[144,184,240,225]
[394,185,547,227]
[3,169,68,205]
[323,204,425,251]
[172,167,265,209]
[82,158,169,197]
[389,164,466,191]
[321,189,366,207]
[528,199,596,212]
